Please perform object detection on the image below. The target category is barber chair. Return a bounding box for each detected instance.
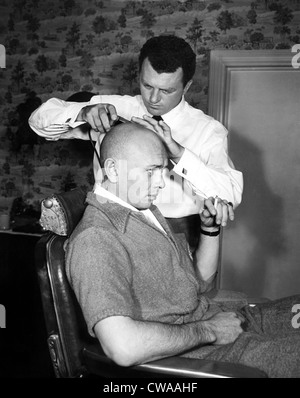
[35,188,267,378]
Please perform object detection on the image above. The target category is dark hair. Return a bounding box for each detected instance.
[66,91,96,102]
[138,36,196,87]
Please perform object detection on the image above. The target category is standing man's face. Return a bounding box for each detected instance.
[139,58,192,116]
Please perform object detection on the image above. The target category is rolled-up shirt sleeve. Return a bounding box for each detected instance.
[173,147,243,208]
[28,97,91,140]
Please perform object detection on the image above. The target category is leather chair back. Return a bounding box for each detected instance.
[35,188,94,377]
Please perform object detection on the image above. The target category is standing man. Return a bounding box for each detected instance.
[29,35,243,248]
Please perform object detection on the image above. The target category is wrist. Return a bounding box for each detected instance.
[170,145,184,164]
[200,226,221,236]
[196,321,217,344]
[76,108,84,122]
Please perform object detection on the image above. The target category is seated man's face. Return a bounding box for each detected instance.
[118,142,168,210]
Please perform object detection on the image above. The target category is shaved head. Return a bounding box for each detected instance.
[100,122,166,166]
[99,121,168,209]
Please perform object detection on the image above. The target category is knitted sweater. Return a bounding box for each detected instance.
[65,192,214,336]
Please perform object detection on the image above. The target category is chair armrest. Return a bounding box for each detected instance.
[248,297,270,307]
[82,347,267,378]
[136,356,267,378]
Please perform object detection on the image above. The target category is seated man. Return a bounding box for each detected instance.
[65,122,300,378]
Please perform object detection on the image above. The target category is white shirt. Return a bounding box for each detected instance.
[29,95,243,217]
[94,185,166,234]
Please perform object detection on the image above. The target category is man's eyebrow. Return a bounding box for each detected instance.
[146,164,165,169]
[141,78,176,92]
[162,87,176,93]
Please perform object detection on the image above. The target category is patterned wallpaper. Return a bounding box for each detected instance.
[0,0,299,213]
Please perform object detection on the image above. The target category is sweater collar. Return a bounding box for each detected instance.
[86,191,167,234]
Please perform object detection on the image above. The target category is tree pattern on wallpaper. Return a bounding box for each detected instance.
[0,0,299,210]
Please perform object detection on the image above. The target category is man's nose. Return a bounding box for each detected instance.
[157,172,165,190]
[150,89,161,104]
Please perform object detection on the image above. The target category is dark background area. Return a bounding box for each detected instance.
[0,232,54,378]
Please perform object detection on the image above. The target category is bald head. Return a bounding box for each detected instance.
[100,121,168,209]
[100,122,166,166]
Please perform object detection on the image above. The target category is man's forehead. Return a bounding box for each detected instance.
[145,157,168,167]
[141,59,183,82]
[136,147,167,167]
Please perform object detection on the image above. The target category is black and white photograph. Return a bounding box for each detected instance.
[0,0,299,382]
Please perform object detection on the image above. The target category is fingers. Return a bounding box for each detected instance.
[216,197,235,227]
[226,312,243,334]
[228,202,235,221]
[215,199,228,227]
[146,115,171,137]
[82,104,118,133]
[131,116,154,130]
[230,311,243,322]
[204,197,217,217]
[202,196,235,228]
[206,311,243,345]
[131,115,171,137]
[141,115,165,130]
[107,104,118,124]
[96,107,111,132]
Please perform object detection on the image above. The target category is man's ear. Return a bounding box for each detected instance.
[104,158,118,183]
[183,80,193,96]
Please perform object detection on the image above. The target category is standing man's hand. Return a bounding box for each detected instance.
[131,115,184,163]
[76,103,118,133]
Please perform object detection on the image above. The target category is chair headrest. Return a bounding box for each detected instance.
[39,188,87,236]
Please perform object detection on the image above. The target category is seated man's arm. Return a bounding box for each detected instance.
[94,312,242,367]
[66,215,241,368]
[93,201,240,367]
[194,197,232,284]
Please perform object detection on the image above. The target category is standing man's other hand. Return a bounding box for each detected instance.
[131,115,184,163]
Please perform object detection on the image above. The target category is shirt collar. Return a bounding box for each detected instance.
[139,95,186,124]
[94,185,138,213]
[160,96,185,125]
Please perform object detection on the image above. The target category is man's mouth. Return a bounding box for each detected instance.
[148,192,158,200]
[148,103,161,110]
